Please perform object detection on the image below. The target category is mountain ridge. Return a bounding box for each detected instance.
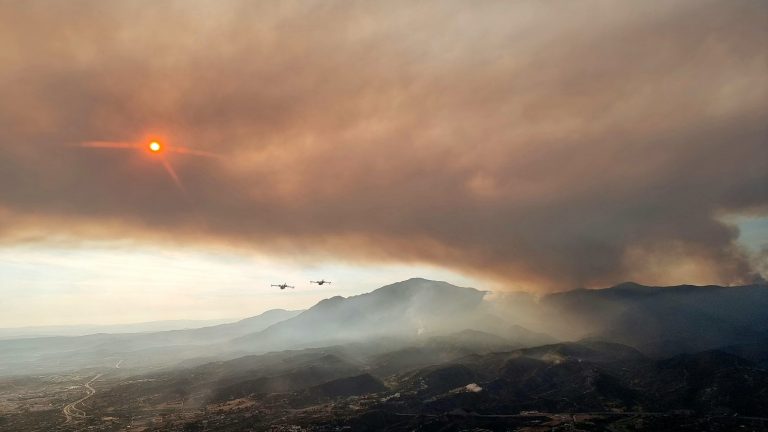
[1,278,766,376]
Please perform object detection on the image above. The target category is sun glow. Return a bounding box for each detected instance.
[149,141,162,153]
[77,136,218,195]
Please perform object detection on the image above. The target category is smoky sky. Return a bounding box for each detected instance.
[0,0,766,290]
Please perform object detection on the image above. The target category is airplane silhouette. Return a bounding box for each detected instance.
[310,279,332,286]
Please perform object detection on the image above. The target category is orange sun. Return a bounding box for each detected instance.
[148,141,162,153]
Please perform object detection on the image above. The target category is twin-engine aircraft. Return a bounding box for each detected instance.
[310,279,332,285]
[272,279,332,290]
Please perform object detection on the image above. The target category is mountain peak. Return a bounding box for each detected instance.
[234,278,493,350]
[373,278,483,295]
[611,281,651,290]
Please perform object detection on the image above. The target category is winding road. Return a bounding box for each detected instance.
[62,373,102,424]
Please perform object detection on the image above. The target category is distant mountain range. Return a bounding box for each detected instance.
[1,278,766,377]
[540,281,768,355]
[0,309,302,375]
[0,318,236,340]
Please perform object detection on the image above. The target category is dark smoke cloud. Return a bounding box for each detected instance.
[0,0,766,290]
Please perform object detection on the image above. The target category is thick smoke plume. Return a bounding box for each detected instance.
[0,0,766,289]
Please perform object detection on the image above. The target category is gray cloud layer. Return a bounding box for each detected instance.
[0,0,766,289]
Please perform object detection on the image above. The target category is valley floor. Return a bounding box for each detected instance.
[3,341,768,432]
